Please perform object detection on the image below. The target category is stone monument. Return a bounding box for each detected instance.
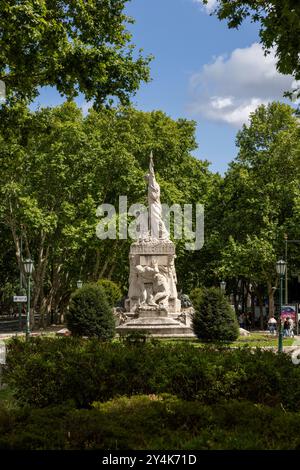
[116,153,194,337]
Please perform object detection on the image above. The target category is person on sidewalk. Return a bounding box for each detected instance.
[268,316,277,335]
[283,318,290,337]
[288,317,294,338]
[238,313,245,329]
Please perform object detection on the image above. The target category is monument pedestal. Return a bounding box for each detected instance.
[116,240,194,338]
[116,306,194,337]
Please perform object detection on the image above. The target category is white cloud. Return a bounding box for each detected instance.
[188,43,298,127]
[81,100,93,116]
[193,0,218,13]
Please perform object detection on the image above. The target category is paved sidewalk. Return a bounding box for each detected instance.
[0,325,64,341]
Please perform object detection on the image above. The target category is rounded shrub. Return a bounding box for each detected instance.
[192,287,239,342]
[96,279,122,307]
[189,287,205,310]
[66,284,115,339]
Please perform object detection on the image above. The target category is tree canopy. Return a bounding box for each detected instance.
[0,101,214,323]
[0,0,151,105]
[1,100,300,325]
[196,101,300,319]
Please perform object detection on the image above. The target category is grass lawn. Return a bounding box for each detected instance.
[160,332,295,348]
[231,333,294,348]
[1,329,295,349]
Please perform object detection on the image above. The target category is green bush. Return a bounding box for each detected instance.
[4,337,300,410]
[66,284,115,339]
[189,287,204,310]
[192,287,239,342]
[0,396,300,449]
[96,279,122,307]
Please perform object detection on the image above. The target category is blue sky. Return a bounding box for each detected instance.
[34,0,297,175]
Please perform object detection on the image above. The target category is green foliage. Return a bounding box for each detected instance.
[96,279,122,307]
[189,287,205,310]
[0,0,151,105]
[0,102,213,318]
[1,395,300,449]
[121,331,149,345]
[4,337,300,410]
[0,282,15,314]
[0,224,19,306]
[66,284,115,339]
[192,287,239,342]
[194,102,300,319]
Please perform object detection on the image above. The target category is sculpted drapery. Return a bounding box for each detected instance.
[146,152,169,240]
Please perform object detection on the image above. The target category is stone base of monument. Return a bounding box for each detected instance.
[116,305,195,338]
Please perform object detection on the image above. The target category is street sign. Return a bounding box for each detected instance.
[13,295,27,303]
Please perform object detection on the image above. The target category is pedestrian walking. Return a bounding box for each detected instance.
[268,316,277,335]
[288,317,294,338]
[238,313,245,329]
[283,318,289,337]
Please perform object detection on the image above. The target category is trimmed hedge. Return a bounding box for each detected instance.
[4,337,300,410]
[189,287,204,310]
[192,287,239,342]
[0,396,300,450]
[96,279,122,307]
[66,283,115,339]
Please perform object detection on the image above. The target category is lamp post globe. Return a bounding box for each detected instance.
[276,260,286,353]
[77,280,83,289]
[23,258,34,341]
[23,258,34,275]
[220,281,226,293]
[276,259,286,277]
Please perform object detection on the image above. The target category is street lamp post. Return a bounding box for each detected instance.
[276,259,286,353]
[220,281,226,293]
[284,234,288,304]
[23,258,34,341]
[18,234,23,331]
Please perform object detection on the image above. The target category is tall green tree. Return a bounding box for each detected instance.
[0,102,213,325]
[215,102,300,319]
[0,0,151,105]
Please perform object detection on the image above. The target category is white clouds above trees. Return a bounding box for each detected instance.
[188,43,297,127]
[193,0,218,13]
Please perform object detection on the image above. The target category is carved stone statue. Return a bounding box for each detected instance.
[123,153,182,316]
[153,266,170,308]
[135,264,157,306]
[145,152,169,240]
[116,152,193,336]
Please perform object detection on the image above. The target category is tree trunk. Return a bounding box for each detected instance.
[233,292,239,315]
[241,278,245,314]
[258,294,264,330]
[31,234,49,329]
[98,256,110,279]
[92,249,101,281]
[45,262,64,324]
[267,282,275,319]
[251,291,255,328]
